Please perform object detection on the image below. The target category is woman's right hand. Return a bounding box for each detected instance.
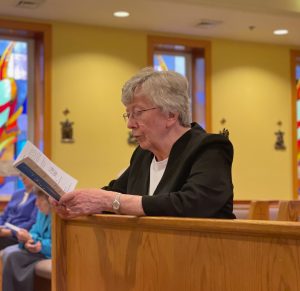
[16,228,31,243]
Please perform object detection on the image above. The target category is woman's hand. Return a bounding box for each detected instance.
[50,189,144,218]
[25,239,42,253]
[50,189,110,219]
[16,228,31,243]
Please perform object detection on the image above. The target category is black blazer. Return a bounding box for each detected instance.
[105,123,235,218]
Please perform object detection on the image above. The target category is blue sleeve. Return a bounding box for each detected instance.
[29,210,40,240]
[29,222,39,240]
[29,212,52,258]
[18,242,25,250]
[40,238,52,258]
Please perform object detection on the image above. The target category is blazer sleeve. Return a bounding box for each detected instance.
[103,167,130,193]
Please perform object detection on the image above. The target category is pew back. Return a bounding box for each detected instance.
[234,200,279,220]
[53,214,300,291]
[277,200,300,221]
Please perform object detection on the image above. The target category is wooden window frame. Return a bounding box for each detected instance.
[291,50,300,199]
[0,18,51,157]
[147,35,211,131]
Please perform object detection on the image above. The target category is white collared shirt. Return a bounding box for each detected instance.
[19,191,30,206]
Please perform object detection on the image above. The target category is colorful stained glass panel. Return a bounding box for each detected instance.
[0,39,29,194]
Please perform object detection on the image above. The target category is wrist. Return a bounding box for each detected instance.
[112,192,121,214]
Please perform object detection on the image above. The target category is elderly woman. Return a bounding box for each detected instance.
[0,175,37,250]
[2,190,51,291]
[52,67,235,218]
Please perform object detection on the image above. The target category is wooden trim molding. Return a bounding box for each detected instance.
[290,50,300,200]
[0,18,52,157]
[69,214,300,238]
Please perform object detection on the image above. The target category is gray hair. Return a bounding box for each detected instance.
[121,67,191,127]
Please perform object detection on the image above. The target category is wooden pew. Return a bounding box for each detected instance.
[53,214,300,291]
[248,200,271,219]
[234,200,279,220]
[34,259,51,291]
[277,200,300,221]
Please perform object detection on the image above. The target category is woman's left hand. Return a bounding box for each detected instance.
[25,240,42,253]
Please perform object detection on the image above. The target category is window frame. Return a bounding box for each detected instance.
[148,35,211,131]
[291,50,300,199]
[0,18,51,157]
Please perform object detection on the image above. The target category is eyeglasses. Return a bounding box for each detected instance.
[122,107,157,122]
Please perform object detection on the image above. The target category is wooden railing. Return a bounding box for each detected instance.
[52,214,300,291]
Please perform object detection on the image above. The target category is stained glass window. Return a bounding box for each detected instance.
[296,63,300,194]
[0,39,32,194]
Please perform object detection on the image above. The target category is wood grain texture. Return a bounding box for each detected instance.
[248,200,270,220]
[277,200,300,221]
[53,215,300,291]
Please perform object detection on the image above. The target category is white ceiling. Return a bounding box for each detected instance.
[1,0,300,46]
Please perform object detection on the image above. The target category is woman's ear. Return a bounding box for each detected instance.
[166,112,179,127]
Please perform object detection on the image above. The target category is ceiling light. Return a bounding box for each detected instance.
[273,29,288,36]
[113,11,130,18]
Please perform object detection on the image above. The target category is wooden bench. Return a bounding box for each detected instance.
[34,259,51,291]
[234,200,300,222]
[277,200,300,221]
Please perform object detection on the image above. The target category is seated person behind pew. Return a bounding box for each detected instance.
[0,175,37,250]
[2,189,51,291]
[51,67,235,218]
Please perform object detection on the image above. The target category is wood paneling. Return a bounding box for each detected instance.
[277,200,300,221]
[53,215,300,291]
[248,200,270,219]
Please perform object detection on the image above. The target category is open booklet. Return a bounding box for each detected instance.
[13,141,78,201]
[4,222,21,232]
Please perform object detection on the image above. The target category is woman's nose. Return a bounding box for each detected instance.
[127,116,138,129]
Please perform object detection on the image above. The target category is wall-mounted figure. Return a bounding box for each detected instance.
[60,109,74,143]
[274,121,286,150]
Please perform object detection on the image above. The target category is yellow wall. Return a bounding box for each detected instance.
[49,21,295,199]
[52,22,147,187]
[212,40,293,199]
